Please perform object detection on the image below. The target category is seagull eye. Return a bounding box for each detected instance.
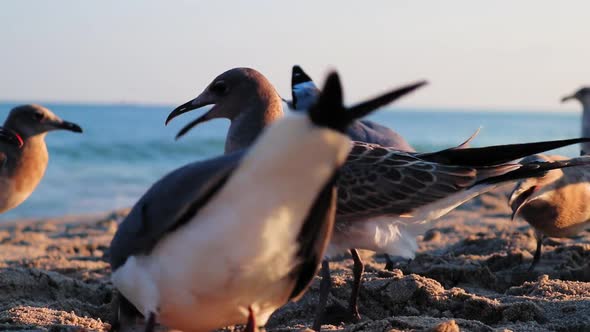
[210,81,229,96]
[32,113,44,121]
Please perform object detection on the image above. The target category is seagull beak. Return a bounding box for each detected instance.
[54,120,83,133]
[561,94,576,103]
[166,92,216,125]
[167,92,219,139]
[508,185,537,221]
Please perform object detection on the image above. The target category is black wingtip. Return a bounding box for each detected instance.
[420,137,590,166]
[347,80,428,120]
[307,71,346,131]
[308,74,428,133]
[292,65,313,86]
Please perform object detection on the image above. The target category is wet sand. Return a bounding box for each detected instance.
[1,186,589,331]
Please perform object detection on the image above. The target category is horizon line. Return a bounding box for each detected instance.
[0,99,581,114]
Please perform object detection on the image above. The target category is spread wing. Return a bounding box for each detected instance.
[337,142,477,220]
[337,137,590,222]
[109,150,246,270]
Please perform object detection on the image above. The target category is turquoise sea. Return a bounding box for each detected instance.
[0,102,582,221]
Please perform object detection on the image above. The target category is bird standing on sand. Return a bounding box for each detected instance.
[509,154,590,271]
[110,72,417,332]
[167,67,590,331]
[506,87,590,271]
[562,87,590,155]
[0,104,82,214]
[286,65,415,151]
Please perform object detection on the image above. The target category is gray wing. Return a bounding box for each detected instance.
[348,120,415,151]
[109,150,246,270]
[337,142,478,221]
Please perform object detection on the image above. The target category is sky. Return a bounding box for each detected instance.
[1,1,589,111]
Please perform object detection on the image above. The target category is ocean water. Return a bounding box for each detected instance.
[0,102,581,221]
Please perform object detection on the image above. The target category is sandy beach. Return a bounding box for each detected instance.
[1,185,589,332]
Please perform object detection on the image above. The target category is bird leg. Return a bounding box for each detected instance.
[384,254,394,271]
[112,293,146,332]
[348,249,363,323]
[312,260,331,331]
[529,234,544,272]
[244,306,256,332]
[144,312,156,332]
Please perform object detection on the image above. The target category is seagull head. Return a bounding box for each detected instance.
[4,104,83,138]
[561,87,590,105]
[508,154,562,221]
[166,67,282,139]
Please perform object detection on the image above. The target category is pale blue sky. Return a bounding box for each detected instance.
[1,1,589,110]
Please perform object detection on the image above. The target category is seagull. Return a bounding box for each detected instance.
[171,67,284,153]
[285,65,415,151]
[507,87,590,271]
[509,154,590,271]
[166,67,590,330]
[110,72,420,332]
[562,87,590,155]
[0,104,82,214]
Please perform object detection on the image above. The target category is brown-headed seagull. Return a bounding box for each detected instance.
[0,104,82,214]
[509,154,590,271]
[505,87,590,271]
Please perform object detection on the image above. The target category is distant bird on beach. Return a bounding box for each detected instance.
[505,87,590,271]
[562,87,590,155]
[0,104,82,214]
[110,72,415,332]
[509,154,590,271]
[285,65,415,151]
[166,67,590,330]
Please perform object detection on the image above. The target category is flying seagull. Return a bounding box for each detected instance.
[509,154,590,271]
[110,72,420,332]
[562,87,590,155]
[285,65,415,151]
[166,67,590,330]
[0,104,82,214]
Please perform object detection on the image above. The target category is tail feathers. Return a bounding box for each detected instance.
[478,156,590,185]
[419,138,590,166]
